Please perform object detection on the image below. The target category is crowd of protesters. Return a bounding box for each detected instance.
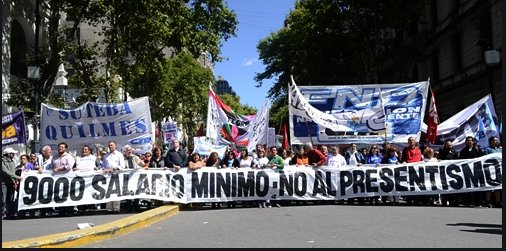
[1,135,502,219]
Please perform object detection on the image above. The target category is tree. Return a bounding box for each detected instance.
[255,0,424,129]
[129,52,214,141]
[7,0,238,118]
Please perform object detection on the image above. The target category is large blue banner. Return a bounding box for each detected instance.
[2,111,27,145]
[289,81,429,145]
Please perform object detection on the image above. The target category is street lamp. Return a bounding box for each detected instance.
[54,64,69,107]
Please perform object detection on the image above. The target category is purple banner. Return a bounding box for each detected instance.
[2,111,27,145]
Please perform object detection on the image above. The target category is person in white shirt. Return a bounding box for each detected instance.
[103,141,126,172]
[238,149,254,168]
[326,146,347,167]
[344,143,365,166]
[35,145,54,216]
[252,149,269,169]
[37,145,53,173]
[103,141,125,213]
[280,148,293,166]
[252,149,270,208]
[74,145,98,175]
[74,145,98,214]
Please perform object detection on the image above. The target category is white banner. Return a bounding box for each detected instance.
[18,153,501,209]
[206,87,229,142]
[420,94,499,150]
[40,97,153,154]
[244,100,270,153]
[289,76,364,132]
[289,79,429,145]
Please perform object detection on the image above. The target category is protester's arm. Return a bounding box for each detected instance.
[1,161,21,180]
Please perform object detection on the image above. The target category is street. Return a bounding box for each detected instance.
[79,204,502,248]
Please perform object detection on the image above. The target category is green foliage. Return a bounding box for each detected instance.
[7,0,238,145]
[59,0,238,138]
[256,0,424,128]
[5,76,36,112]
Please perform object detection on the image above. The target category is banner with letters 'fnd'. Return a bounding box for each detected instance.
[289,80,429,145]
[40,97,153,154]
[18,153,501,210]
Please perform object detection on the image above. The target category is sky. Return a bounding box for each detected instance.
[213,0,295,110]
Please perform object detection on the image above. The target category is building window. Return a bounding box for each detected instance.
[451,0,460,14]
[451,33,462,72]
[431,49,439,85]
[478,10,493,49]
[430,0,438,30]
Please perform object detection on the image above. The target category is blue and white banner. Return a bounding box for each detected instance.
[421,94,499,151]
[40,97,153,154]
[289,80,429,145]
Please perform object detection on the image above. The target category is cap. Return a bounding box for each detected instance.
[3,147,18,154]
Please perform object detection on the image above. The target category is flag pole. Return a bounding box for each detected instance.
[379,87,388,146]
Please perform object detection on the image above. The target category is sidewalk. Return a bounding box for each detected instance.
[1,204,180,248]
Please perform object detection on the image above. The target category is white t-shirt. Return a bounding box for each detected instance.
[75,155,97,175]
[253,156,269,168]
[327,154,347,167]
[239,156,253,167]
[283,157,292,166]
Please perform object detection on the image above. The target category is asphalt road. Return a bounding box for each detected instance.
[1,210,127,242]
[78,204,502,248]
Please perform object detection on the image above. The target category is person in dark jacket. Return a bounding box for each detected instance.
[458,136,484,206]
[2,147,22,219]
[164,139,188,170]
[437,139,459,206]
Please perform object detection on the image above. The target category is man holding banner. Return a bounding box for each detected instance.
[483,136,502,208]
[2,148,22,219]
[51,142,76,217]
[164,139,188,170]
[103,141,125,213]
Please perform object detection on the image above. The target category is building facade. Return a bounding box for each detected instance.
[215,76,237,96]
[414,0,502,120]
[2,0,41,114]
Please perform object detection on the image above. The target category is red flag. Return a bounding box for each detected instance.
[426,88,438,144]
[196,123,205,137]
[281,122,289,150]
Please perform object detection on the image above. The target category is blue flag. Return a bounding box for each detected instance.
[477,117,486,140]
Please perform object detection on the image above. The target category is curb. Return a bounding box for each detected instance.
[2,205,180,248]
